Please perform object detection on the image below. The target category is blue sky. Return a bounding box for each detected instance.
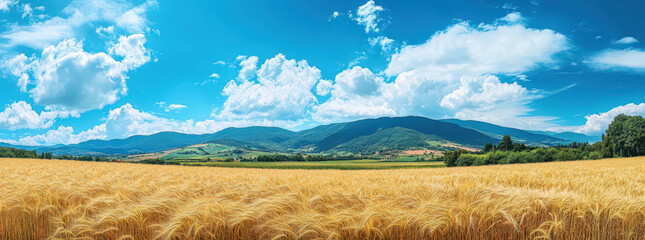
[1,0,645,146]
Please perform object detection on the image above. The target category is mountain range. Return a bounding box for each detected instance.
[0,116,599,156]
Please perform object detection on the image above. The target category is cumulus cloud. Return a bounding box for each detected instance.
[3,35,150,113]
[498,12,523,23]
[368,36,394,52]
[587,49,645,72]
[315,13,569,129]
[0,0,157,49]
[108,34,151,69]
[614,37,639,45]
[0,0,16,12]
[440,75,532,110]
[8,124,106,146]
[116,0,158,33]
[219,54,321,121]
[95,25,115,37]
[4,103,307,146]
[104,103,184,139]
[329,66,384,99]
[350,0,385,33]
[3,54,33,91]
[316,80,333,96]
[314,70,546,129]
[21,3,32,18]
[236,55,259,82]
[329,11,340,21]
[385,17,568,76]
[0,101,53,130]
[559,103,645,134]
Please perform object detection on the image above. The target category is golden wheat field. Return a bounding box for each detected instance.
[1,158,645,239]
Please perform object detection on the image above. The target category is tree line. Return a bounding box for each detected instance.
[253,154,367,162]
[0,147,52,159]
[0,146,112,162]
[444,114,642,167]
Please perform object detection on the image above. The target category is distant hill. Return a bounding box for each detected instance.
[528,131,600,143]
[333,127,439,154]
[3,116,591,156]
[302,116,495,151]
[440,119,566,145]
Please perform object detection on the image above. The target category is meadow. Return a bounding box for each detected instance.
[2,157,645,239]
[180,159,444,170]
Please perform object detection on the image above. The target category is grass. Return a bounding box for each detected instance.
[2,157,645,239]
[181,159,444,170]
[160,143,273,160]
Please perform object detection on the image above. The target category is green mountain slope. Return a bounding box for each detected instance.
[6,116,527,156]
[309,116,495,151]
[333,127,438,154]
[440,119,566,145]
[528,130,600,143]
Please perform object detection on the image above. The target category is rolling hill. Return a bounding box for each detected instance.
[528,130,600,143]
[440,119,566,145]
[332,127,439,154]
[296,116,495,150]
[2,116,578,156]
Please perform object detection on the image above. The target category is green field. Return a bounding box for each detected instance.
[180,159,444,170]
[162,143,273,160]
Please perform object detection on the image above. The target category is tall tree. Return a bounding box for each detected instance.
[498,135,513,151]
[604,114,645,157]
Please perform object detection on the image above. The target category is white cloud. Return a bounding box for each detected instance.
[499,12,522,24]
[209,73,220,78]
[348,51,367,67]
[350,0,384,33]
[315,13,569,129]
[9,124,106,146]
[316,80,333,96]
[385,17,568,76]
[614,36,639,45]
[116,0,158,33]
[236,55,259,82]
[105,103,184,139]
[156,102,187,112]
[0,0,157,50]
[108,34,151,69]
[214,60,226,65]
[219,54,321,121]
[3,35,150,113]
[21,3,32,18]
[165,104,186,112]
[3,54,33,91]
[0,101,53,130]
[329,11,340,21]
[96,25,115,37]
[330,66,384,99]
[0,101,77,131]
[28,39,124,112]
[314,69,547,129]
[4,103,308,146]
[0,0,16,12]
[440,75,531,110]
[368,36,394,52]
[560,103,645,134]
[502,3,518,10]
[587,49,645,72]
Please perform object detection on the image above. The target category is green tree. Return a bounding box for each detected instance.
[604,114,645,157]
[498,135,513,151]
[483,143,493,153]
